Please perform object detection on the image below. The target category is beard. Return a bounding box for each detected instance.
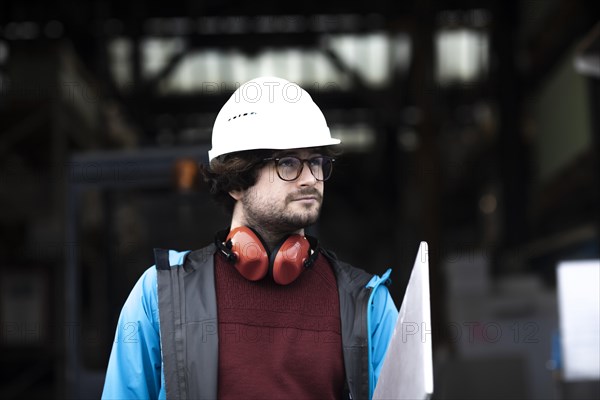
[241,187,323,235]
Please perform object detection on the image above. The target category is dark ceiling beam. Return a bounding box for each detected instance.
[129,89,392,115]
[149,32,322,53]
[104,1,416,19]
[523,0,600,92]
[322,45,367,88]
[104,12,413,141]
[139,49,187,95]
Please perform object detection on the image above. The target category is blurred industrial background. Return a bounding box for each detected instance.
[1,0,599,399]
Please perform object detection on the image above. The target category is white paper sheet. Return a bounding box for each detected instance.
[557,260,600,381]
[373,241,434,399]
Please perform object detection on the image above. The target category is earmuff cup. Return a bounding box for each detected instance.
[216,227,317,285]
[226,227,270,281]
[270,234,311,285]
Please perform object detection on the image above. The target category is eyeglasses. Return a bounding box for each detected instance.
[262,156,335,182]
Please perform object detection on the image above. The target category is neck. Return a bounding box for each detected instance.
[230,207,304,251]
[252,226,304,251]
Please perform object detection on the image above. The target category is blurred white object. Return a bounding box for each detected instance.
[557,260,600,381]
[373,241,434,400]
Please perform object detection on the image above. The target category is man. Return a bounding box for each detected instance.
[102,77,398,400]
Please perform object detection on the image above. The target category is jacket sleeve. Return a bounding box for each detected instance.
[102,267,163,400]
[369,277,398,395]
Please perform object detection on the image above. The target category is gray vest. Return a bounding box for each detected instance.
[156,244,373,400]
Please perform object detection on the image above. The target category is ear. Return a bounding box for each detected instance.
[229,189,243,201]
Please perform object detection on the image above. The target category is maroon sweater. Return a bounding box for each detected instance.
[214,251,345,399]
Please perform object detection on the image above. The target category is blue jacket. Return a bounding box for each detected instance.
[102,246,398,399]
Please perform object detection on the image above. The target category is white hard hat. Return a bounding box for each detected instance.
[208,76,341,162]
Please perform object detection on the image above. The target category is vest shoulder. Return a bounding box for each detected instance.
[321,248,373,289]
[186,243,217,265]
[156,244,216,269]
[168,249,191,265]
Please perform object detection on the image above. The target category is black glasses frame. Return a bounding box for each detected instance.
[262,156,335,182]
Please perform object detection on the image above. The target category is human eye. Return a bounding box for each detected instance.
[278,157,299,168]
[309,157,324,167]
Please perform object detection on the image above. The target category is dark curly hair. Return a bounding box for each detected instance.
[199,149,270,215]
[200,146,340,215]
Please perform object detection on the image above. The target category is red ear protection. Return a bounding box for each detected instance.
[223,226,313,285]
[225,227,270,281]
[270,233,311,285]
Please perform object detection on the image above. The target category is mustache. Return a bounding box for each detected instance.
[287,189,323,202]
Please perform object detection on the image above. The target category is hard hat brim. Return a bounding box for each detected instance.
[208,137,341,162]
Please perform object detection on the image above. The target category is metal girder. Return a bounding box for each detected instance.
[523,0,600,91]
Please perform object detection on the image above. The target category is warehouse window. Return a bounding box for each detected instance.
[435,28,489,85]
[435,9,490,86]
[107,38,133,90]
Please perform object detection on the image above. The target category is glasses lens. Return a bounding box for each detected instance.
[309,157,333,181]
[277,157,302,181]
[274,156,334,181]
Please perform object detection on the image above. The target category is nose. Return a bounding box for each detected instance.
[296,161,317,186]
